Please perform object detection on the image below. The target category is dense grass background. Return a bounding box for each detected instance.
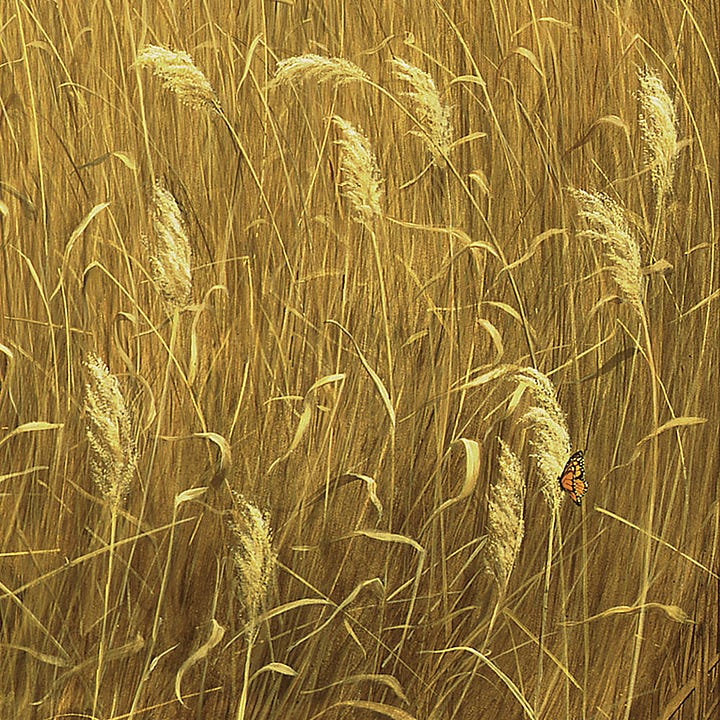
[1,1,717,718]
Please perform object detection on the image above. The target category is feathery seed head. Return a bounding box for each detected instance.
[637,68,678,204]
[271,54,369,87]
[515,368,571,510]
[135,44,219,113]
[84,353,137,511]
[146,180,192,309]
[230,495,275,636]
[485,439,525,592]
[391,58,452,166]
[333,116,384,225]
[570,188,644,317]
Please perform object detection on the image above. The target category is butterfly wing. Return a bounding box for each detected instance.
[559,450,587,505]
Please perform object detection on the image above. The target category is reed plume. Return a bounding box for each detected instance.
[271,54,369,87]
[84,352,137,511]
[230,495,275,637]
[570,188,644,318]
[134,44,219,113]
[230,495,276,720]
[485,439,525,592]
[637,67,678,205]
[515,367,571,511]
[85,352,137,715]
[391,58,452,166]
[145,180,192,309]
[333,116,384,225]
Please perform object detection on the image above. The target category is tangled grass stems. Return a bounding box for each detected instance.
[134,44,293,277]
[271,50,536,365]
[332,116,397,521]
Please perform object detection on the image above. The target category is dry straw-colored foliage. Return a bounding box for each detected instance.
[0,3,716,720]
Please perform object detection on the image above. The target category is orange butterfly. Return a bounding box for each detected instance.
[558,450,587,505]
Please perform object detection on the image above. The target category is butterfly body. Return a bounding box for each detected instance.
[559,450,587,505]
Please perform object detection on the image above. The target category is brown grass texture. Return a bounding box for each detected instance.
[0,2,717,719]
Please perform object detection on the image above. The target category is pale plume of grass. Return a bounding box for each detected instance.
[485,439,525,592]
[515,367,571,511]
[637,67,678,205]
[84,352,137,715]
[230,494,275,637]
[84,353,137,511]
[482,438,525,651]
[230,494,276,720]
[570,188,644,318]
[515,367,574,706]
[134,44,219,113]
[271,53,369,87]
[145,180,192,309]
[391,58,452,166]
[333,116,384,225]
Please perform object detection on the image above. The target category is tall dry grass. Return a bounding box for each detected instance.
[0,2,717,719]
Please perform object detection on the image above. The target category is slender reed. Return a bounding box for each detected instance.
[84,353,137,716]
[515,367,573,710]
[570,188,659,720]
[332,116,398,522]
[230,495,275,720]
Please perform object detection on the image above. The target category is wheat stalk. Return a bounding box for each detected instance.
[391,58,452,167]
[230,495,275,635]
[483,438,525,650]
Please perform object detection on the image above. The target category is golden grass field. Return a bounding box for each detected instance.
[1,1,718,718]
